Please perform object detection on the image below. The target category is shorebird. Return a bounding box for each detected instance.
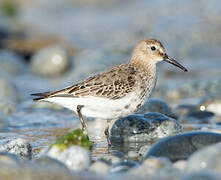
[31,39,188,146]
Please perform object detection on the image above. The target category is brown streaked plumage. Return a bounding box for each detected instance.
[31,38,188,147]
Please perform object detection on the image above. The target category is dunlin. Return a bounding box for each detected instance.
[31,39,188,146]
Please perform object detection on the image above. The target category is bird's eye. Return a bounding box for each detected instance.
[151,46,156,51]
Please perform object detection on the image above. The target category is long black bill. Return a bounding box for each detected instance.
[163,54,188,72]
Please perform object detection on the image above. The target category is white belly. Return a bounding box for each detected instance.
[44,90,149,120]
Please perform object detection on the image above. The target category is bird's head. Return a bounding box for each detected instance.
[132,39,188,72]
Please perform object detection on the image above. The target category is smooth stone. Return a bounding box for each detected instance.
[46,146,90,171]
[198,93,221,115]
[35,156,69,172]
[110,160,138,173]
[137,98,173,117]
[186,142,221,172]
[146,131,221,162]
[89,160,111,174]
[0,97,16,115]
[179,111,215,124]
[0,50,27,75]
[0,138,32,160]
[111,113,183,142]
[181,171,221,180]
[0,152,20,165]
[31,45,69,77]
[0,71,19,102]
[173,160,187,170]
[129,157,172,177]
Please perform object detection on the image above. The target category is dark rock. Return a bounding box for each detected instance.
[0,138,32,160]
[146,131,221,162]
[179,111,215,124]
[111,113,182,142]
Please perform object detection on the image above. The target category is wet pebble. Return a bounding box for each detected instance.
[198,93,221,115]
[31,45,69,77]
[186,142,221,172]
[0,138,32,160]
[89,159,111,174]
[46,146,90,171]
[146,131,221,162]
[0,71,20,102]
[0,50,27,75]
[179,110,215,124]
[137,98,173,117]
[129,157,172,177]
[110,160,138,173]
[111,112,182,142]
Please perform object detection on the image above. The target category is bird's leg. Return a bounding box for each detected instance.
[104,120,111,147]
[76,105,86,130]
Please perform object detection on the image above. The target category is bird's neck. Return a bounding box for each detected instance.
[130,52,156,75]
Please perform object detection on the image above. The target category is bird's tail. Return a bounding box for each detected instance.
[31,92,51,101]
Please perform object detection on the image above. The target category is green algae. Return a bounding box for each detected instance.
[52,129,92,151]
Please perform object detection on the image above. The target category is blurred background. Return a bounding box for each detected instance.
[0,0,221,154]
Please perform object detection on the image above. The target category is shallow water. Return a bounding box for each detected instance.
[0,0,221,161]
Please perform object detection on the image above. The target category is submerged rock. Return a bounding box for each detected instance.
[146,131,221,162]
[0,138,32,160]
[31,45,70,77]
[111,112,182,142]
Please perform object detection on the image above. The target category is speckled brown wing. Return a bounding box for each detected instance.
[35,63,138,100]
